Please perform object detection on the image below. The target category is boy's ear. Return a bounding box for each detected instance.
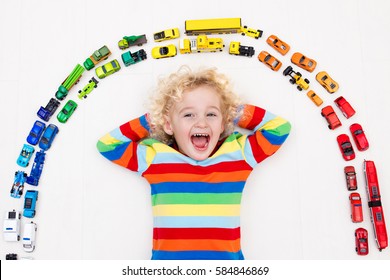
[163,116,174,135]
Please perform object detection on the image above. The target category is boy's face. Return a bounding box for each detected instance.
[164,85,225,161]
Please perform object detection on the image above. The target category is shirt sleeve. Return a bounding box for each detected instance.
[96,114,151,172]
[236,104,291,167]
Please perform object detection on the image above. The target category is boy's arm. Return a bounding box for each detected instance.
[96,114,150,172]
[236,104,291,166]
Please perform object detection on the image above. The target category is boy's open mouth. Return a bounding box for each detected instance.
[191,133,210,150]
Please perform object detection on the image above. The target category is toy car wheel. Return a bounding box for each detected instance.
[289,79,295,84]
[297,86,302,91]
[18,235,20,241]
[283,66,292,76]
[78,90,81,93]
[328,124,332,130]
[305,78,310,84]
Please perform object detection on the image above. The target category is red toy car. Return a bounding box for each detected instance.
[334,96,356,119]
[350,192,363,223]
[337,134,355,161]
[364,160,388,251]
[350,123,369,151]
[344,166,357,191]
[355,228,369,255]
[321,105,342,130]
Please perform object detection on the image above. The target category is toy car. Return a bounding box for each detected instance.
[83,45,111,70]
[321,105,342,130]
[26,120,46,145]
[350,123,369,151]
[78,77,99,99]
[37,98,61,122]
[151,44,177,59]
[355,228,369,255]
[10,171,27,198]
[17,144,35,167]
[283,66,310,91]
[350,192,363,223]
[5,253,18,260]
[3,210,21,241]
[57,100,78,123]
[266,34,290,55]
[306,90,323,106]
[23,190,38,218]
[337,134,355,161]
[95,59,121,79]
[334,96,355,119]
[229,42,255,57]
[121,49,147,66]
[344,166,357,191]
[258,51,282,71]
[154,28,180,42]
[22,222,37,253]
[316,71,339,93]
[39,124,59,151]
[241,25,263,39]
[26,150,46,186]
[118,35,147,49]
[291,52,317,72]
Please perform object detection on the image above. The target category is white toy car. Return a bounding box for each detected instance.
[3,210,21,241]
[22,221,37,252]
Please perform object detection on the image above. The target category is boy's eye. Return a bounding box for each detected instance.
[184,113,193,117]
[207,113,217,117]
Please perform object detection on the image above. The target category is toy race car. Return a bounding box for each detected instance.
[10,171,27,198]
[283,66,310,91]
[17,144,35,167]
[78,77,99,99]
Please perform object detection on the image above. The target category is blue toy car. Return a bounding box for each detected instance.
[39,124,59,151]
[26,150,46,186]
[23,190,39,218]
[17,144,35,167]
[26,120,46,145]
[10,171,27,198]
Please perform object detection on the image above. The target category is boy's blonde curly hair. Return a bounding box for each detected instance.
[148,65,242,144]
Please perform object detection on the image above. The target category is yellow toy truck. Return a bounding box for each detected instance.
[179,35,224,54]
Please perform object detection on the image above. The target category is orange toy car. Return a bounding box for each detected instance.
[291,52,317,72]
[258,51,282,71]
[306,90,323,106]
[316,71,339,93]
[266,35,290,55]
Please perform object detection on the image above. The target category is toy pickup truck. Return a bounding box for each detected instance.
[55,64,85,100]
[118,35,147,50]
[37,98,60,121]
[121,49,147,66]
[83,45,111,70]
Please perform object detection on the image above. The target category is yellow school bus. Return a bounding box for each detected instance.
[185,17,242,35]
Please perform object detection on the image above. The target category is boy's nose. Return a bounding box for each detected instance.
[195,117,207,127]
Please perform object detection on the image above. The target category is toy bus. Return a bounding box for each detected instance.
[364,160,388,251]
[185,17,242,35]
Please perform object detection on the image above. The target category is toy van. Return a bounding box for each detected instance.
[22,221,37,252]
[3,210,21,241]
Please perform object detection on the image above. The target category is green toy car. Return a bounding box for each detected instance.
[57,100,78,123]
[78,77,99,99]
[95,59,121,79]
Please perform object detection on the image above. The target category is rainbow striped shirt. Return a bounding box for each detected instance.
[97,104,291,260]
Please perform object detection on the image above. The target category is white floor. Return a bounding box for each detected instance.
[1,0,390,260]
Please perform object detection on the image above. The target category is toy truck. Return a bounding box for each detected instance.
[229,41,254,57]
[26,150,46,186]
[55,64,85,100]
[37,98,60,121]
[283,65,310,91]
[121,49,147,66]
[83,45,111,70]
[179,35,224,54]
[364,160,388,251]
[118,35,147,50]
[3,210,21,241]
